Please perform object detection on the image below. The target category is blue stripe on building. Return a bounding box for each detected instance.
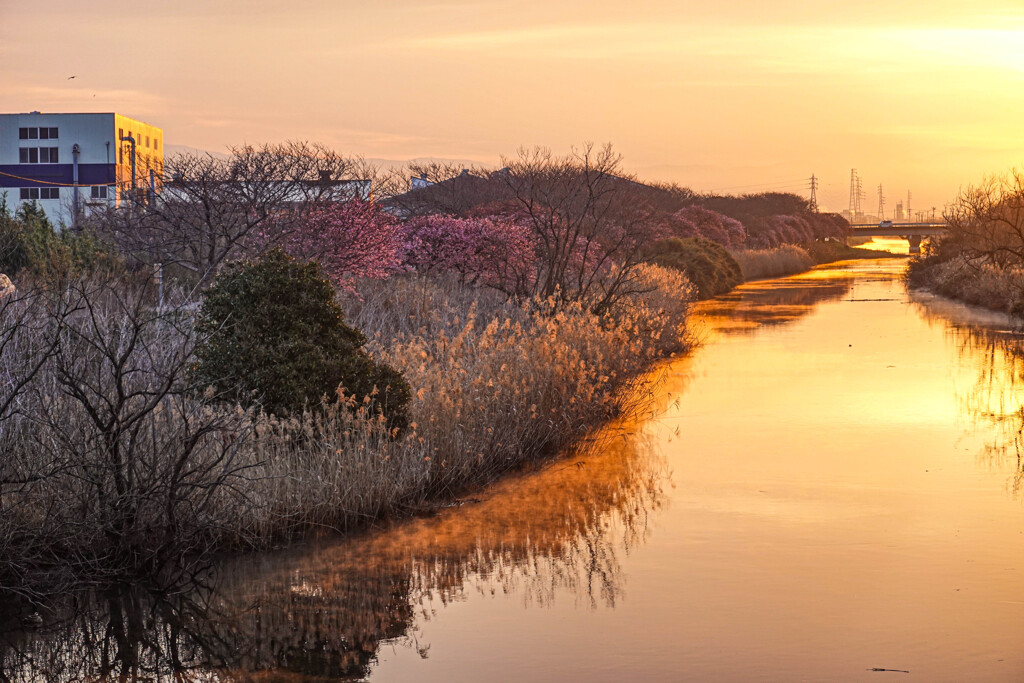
[0,164,117,188]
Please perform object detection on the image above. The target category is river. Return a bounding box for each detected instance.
[4,256,1024,681]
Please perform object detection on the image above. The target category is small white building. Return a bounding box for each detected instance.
[0,112,163,227]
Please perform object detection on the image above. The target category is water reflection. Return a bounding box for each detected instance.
[0,416,667,681]
[698,266,856,335]
[910,290,1024,495]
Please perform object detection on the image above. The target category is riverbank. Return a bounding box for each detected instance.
[12,259,1024,681]
[732,240,907,282]
[0,264,694,599]
[908,254,1024,318]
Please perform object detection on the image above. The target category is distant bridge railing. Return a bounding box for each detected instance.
[848,222,948,237]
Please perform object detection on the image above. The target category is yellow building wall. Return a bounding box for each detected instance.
[114,114,164,202]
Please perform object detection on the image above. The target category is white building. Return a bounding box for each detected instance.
[0,112,163,227]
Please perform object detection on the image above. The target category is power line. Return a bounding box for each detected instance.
[703,177,811,193]
[0,168,116,188]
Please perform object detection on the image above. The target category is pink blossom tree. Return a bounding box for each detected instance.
[402,214,537,291]
[285,200,404,289]
[670,207,747,248]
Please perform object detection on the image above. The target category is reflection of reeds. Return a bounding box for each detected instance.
[696,276,853,336]
[911,293,1024,494]
[0,409,667,681]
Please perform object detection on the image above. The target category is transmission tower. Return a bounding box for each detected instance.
[855,176,864,216]
[877,184,885,221]
[849,169,857,214]
[906,191,912,223]
[809,174,819,213]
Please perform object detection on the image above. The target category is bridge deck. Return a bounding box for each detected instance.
[849,223,947,237]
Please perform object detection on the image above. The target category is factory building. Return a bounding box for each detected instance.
[0,112,163,227]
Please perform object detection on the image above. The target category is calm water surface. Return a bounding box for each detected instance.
[6,257,1024,681]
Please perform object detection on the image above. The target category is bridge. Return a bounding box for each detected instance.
[848,222,947,253]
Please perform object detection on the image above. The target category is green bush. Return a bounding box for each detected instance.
[192,249,410,429]
[643,237,742,299]
[0,198,119,278]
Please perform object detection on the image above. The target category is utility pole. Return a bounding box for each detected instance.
[809,174,819,213]
[71,143,81,229]
[877,184,885,221]
[120,133,136,208]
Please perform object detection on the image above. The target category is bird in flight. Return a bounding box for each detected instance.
[67,75,76,80]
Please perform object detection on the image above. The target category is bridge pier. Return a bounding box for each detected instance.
[902,235,922,254]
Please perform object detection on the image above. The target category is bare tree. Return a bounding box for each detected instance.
[943,169,1024,268]
[497,144,666,312]
[0,275,256,591]
[89,141,371,285]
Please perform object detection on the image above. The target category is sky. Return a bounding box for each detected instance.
[3,0,1024,214]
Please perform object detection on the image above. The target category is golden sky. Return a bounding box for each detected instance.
[3,0,1024,213]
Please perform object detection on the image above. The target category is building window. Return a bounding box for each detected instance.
[145,135,150,148]
[154,139,159,151]
[19,187,59,200]
[18,127,57,140]
[90,185,109,199]
[18,147,59,163]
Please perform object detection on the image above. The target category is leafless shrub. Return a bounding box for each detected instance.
[0,275,255,592]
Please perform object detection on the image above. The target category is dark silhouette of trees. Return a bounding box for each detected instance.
[942,169,1024,267]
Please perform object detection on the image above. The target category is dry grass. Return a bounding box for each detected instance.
[908,256,1024,315]
[731,245,815,281]
[233,265,693,539]
[0,265,694,588]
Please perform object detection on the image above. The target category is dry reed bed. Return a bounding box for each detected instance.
[0,265,693,588]
[243,264,694,539]
[730,245,815,281]
[908,256,1024,315]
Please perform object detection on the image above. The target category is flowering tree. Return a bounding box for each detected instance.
[285,200,404,289]
[669,207,747,248]
[743,213,849,248]
[402,214,537,290]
